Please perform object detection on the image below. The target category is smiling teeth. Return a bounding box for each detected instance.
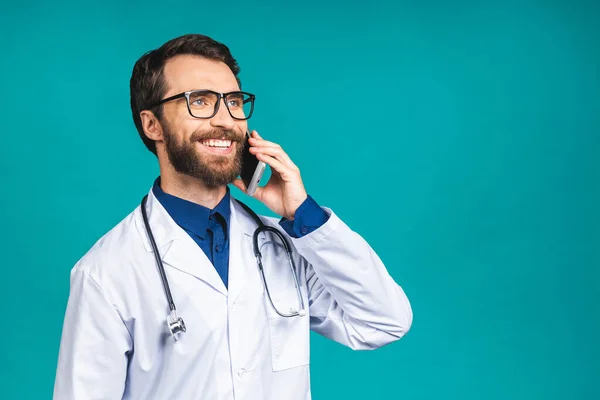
[202,139,231,147]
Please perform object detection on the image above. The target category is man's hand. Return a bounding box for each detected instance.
[232,130,308,220]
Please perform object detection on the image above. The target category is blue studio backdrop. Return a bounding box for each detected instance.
[0,0,598,399]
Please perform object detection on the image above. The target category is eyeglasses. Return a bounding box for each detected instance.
[149,89,256,120]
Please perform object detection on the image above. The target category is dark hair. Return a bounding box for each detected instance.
[129,34,241,155]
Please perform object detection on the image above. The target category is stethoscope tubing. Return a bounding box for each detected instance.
[141,195,177,312]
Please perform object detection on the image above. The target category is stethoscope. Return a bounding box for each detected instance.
[140,194,306,341]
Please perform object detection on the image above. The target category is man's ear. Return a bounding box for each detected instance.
[140,110,164,142]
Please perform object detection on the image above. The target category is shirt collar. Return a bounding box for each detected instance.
[152,177,231,240]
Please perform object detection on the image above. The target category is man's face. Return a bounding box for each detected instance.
[158,55,248,188]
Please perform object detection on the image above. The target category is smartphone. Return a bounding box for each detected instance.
[240,129,266,196]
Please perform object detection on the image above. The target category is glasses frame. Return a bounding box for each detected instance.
[148,89,256,120]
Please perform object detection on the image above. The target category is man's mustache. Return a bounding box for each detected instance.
[190,129,243,143]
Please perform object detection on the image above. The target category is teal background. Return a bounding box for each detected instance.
[1,0,599,398]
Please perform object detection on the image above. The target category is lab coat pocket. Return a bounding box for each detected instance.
[265,289,310,372]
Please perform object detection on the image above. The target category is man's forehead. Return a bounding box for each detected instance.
[162,55,239,94]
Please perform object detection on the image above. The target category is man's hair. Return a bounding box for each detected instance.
[129,34,241,155]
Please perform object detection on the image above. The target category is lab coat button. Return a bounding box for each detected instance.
[238,368,247,377]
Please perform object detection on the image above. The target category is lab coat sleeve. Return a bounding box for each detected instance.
[291,208,413,350]
[53,265,132,399]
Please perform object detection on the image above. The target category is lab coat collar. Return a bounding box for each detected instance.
[134,186,256,300]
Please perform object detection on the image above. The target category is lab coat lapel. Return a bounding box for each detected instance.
[135,188,227,297]
[227,198,258,305]
[162,236,228,296]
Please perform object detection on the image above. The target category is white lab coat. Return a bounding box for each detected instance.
[53,187,412,400]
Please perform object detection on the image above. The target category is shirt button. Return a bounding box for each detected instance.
[238,368,247,377]
[301,227,308,234]
[215,245,221,252]
[209,215,213,220]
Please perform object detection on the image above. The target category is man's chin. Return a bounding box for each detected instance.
[185,166,241,188]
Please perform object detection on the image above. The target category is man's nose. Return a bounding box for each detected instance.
[210,97,236,130]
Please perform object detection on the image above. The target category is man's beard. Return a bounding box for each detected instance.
[162,124,245,189]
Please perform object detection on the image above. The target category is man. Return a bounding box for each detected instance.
[53,33,412,400]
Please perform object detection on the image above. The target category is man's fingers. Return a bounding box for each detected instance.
[250,140,298,171]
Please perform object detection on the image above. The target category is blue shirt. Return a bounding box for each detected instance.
[152,178,329,289]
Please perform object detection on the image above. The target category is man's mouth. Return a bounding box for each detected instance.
[200,139,232,148]
[198,138,237,154]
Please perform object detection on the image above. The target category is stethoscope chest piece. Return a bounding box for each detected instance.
[167,310,186,340]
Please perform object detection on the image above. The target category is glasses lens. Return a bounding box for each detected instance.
[226,92,254,120]
[188,91,219,118]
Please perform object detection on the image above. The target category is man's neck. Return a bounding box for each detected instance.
[159,170,227,210]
